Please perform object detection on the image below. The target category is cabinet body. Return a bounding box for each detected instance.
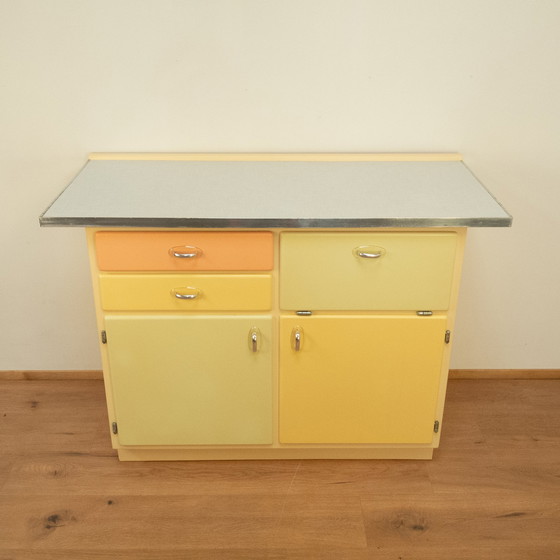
[88,227,466,461]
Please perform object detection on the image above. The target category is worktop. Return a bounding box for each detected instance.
[40,153,511,461]
[40,154,511,228]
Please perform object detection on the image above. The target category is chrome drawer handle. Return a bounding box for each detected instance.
[353,245,386,259]
[291,327,303,352]
[248,327,260,352]
[172,287,200,300]
[169,245,201,259]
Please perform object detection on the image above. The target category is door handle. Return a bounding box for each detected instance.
[248,327,260,352]
[291,327,303,352]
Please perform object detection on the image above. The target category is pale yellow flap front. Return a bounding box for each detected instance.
[280,232,458,311]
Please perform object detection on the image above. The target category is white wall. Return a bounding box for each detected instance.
[1,0,559,370]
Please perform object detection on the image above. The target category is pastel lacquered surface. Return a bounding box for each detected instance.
[105,315,273,446]
[96,231,273,271]
[279,315,447,444]
[280,231,457,310]
[99,273,272,311]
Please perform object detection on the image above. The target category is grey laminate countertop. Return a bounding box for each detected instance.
[40,158,512,228]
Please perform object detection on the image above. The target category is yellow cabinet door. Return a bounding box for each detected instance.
[279,315,447,444]
[280,232,457,310]
[105,315,273,445]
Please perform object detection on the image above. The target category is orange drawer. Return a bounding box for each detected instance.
[95,231,273,271]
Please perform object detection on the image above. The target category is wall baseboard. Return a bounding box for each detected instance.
[449,369,560,379]
[0,370,104,380]
[0,369,559,380]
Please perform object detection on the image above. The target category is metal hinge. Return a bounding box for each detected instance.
[445,330,451,344]
[101,330,107,344]
[416,311,433,316]
[111,422,118,435]
[434,420,440,433]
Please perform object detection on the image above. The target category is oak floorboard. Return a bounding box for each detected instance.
[428,441,560,494]
[273,494,366,548]
[0,380,113,457]
[361,492,560,558]
[0,550,554,560]
[1,455,299,497]
[440,379,560,449]
[286,459,433,497]
[1,378,559,559]
[0,495,280,551]
[0,494,369,551]
[0,550,373,560]
[0,494,285,550]
[0,456,17,493]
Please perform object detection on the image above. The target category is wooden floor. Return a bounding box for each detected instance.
[0,379,559,559]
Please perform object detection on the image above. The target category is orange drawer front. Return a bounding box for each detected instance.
[96,231,274,271]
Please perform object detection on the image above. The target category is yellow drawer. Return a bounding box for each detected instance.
[96,231,274,271]
[99,274,272,311]
[280,232,457,311]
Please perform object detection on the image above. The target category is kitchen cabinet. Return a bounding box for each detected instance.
[40,153,511,460]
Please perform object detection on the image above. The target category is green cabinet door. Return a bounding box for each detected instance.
[105,315,273,445]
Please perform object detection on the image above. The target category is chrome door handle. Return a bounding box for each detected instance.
[353,245,386,259]
[171,287,200,299]
[291,327,303,352]
[169,245,202,259]
[248,327,260,352]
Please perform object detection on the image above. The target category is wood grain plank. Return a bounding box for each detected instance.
[428,447,560,494]
[0,548,554,560]
[0,456,16,494]
[1,455,299,497]
[0,495,282,550]
[361,493,560,557]
[0,380,112,457]
[0,550,373,560]
[286,460,432,496]
[440,379,560,448]
[273,494,366,548]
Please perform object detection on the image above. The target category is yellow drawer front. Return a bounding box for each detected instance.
[279,315,447,444]
[105,315,273,445]
[280,232,457,310]
[99,274,272,311]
